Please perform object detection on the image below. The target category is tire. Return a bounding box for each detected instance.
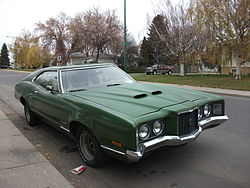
[153,70,157,75]
[168,70,172,75]
[77,126,106,167]
[24,104,39,127]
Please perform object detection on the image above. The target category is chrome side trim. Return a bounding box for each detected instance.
[101,145,126,156]
[60,126,70,132]
[199,115,228,130]
[61,64,113,72]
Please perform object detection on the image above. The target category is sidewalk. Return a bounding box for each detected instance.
[0,110,73,188]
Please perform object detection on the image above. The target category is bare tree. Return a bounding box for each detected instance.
[83,8,123,62]
[36,12,70,65]
[68,8,124,63]
[153,0,198,76]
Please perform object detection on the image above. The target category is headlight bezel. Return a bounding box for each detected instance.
[198,101,224,120]
[138,119,165,142]
[204,104,212,117]
[153,120,164,136]
[138,124,150,141]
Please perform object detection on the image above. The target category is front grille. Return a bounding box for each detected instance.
[178,110,198,136]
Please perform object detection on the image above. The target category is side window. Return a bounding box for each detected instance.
[34,71,59,91]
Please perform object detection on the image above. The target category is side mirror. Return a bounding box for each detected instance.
[45,85,53,92]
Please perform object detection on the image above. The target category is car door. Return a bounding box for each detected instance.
[31,71,65,127]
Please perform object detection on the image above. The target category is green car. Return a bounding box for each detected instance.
[15,63,228,167]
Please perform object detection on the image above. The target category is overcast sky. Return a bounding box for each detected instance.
[0,0,183,48]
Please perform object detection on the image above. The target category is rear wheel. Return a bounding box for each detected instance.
[168,70,172,75]
[153,70,157,75]
[24,104,39,126]
[77,127,106,167]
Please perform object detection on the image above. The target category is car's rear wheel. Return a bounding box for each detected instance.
[77,127,106,167]
[24,105,39,126]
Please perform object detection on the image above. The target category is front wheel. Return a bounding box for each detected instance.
[168,70,172,75]
[77,127,106,167]
[24,104,39,126]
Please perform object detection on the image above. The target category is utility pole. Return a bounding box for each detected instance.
[124,0,127,71]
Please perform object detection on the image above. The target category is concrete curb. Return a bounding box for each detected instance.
[4,69,32,73]
[0,110,73,188]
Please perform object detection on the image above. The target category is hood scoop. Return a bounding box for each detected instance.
[152,90,162,95]
[134,93,148,99]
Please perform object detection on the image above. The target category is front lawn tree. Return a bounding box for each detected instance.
[154,0,198,76]
[68,8,124,63]
[11,31,51,68]
[76,8,123,62]
[0,43,10,68]
[192,0,250,79]
[36,12,70,65]
[140,37,151,67]
[148,15,170,65]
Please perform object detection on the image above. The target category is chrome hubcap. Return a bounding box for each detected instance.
[79,132,95,161]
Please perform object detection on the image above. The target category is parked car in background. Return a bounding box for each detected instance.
[15,63,228,167]
[146,64,174,75]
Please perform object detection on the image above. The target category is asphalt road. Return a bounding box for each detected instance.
[0,69,250,188]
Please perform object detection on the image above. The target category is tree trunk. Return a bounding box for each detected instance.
[96,49,100,63]
[180,63,185,76]
[235,57,242,80]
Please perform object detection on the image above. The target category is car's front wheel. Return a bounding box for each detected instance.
[24,104,39,126]
[77,127,106,167]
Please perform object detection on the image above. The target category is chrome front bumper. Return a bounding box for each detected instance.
[126,115,228,162]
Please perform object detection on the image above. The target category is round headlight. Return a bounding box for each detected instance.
[138,124,150,140]
[153,120,164,135]
[198,108,203,120]
[204,104,211,117]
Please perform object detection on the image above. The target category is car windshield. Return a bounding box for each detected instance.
[61,65,135,92]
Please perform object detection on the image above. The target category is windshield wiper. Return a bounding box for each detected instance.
[107,83,121,87]
[69,89,86,92]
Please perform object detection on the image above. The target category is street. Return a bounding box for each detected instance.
[0,69,250,188]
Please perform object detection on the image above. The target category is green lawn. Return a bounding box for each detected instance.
[132,74,250,91]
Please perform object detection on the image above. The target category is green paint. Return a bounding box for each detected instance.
[15,64,225,159]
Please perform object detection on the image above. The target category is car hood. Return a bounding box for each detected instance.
[69,82,206,118]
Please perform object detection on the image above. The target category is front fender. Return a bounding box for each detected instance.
[67,97,137,153]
